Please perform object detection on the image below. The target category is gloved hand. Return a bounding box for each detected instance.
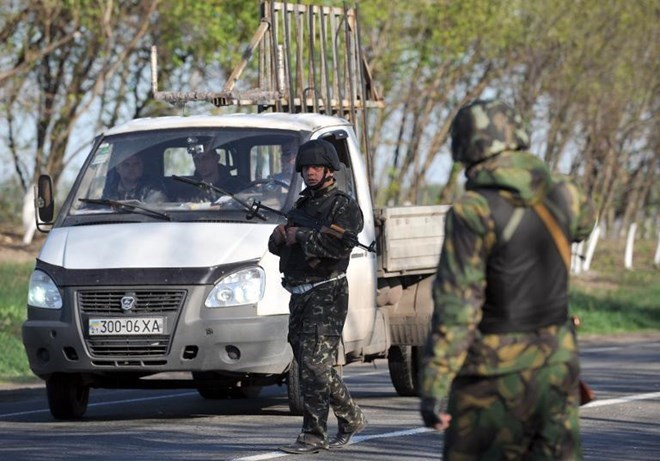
[420,397,444,428]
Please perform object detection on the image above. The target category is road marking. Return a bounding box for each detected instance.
[0,391,198,418]
[229,391,660,461]
[229,427,435,461]
[583,341,660,354]
[0,375,381,419]
[581,391,660,408]
[583,346,620,353]
[2,384,659,461]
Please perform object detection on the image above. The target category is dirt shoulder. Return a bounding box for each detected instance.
[0,224,44,264]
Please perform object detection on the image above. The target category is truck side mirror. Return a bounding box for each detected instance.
[36,174,55,225]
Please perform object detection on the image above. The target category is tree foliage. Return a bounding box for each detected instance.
[0,0,657,236]
[0,0,256,189]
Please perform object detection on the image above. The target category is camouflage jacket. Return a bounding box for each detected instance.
[268,182,364,283]
[420,151,595,400]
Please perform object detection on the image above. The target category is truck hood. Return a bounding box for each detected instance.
[38,222,275,269]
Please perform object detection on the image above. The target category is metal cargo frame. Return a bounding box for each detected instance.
[151,1,383,178]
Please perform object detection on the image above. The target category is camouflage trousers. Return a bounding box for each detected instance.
[443,359,582,460]
[288,276,363,444]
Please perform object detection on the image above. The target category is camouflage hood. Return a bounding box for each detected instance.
[465,150,553,206]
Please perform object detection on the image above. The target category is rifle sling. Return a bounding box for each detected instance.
[534,201,596,405]
[532,202,571,271]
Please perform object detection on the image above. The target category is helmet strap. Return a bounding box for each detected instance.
[309,167,332,190]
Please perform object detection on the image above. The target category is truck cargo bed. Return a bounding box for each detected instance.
[375,205,449,277]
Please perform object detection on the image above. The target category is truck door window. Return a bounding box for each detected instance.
[320,136,356,198]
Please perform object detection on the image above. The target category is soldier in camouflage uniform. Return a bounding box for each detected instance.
[269,139,367,454]
[419,100,595,460]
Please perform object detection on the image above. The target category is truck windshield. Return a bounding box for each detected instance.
[65,127,302,222]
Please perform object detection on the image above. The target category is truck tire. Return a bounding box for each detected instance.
[46,373,89,420]
[387,345,420,397]
[286,357,304,416]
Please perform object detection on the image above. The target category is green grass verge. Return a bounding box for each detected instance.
[570,269,660,334]
[570,238,660,334]
[0,262,36,381]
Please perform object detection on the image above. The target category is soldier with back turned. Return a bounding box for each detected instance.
[420,99,596,460]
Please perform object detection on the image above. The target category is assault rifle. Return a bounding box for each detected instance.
[572,315,596,406]
[249,200,376,253]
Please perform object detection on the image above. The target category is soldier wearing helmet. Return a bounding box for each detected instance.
[269,139,366,454]
[420,99,595,459]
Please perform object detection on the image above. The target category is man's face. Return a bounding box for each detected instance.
[302,165,327,187]
[193,151,219,178]
[116,155,143,182]
[282,152,296,173]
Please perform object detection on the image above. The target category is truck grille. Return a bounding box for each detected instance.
[78,289,186,359]
[79,290,185,313]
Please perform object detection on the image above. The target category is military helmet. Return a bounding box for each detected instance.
[450,99,530,166]
[295,139,342,172]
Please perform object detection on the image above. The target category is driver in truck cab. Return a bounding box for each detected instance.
[268,139,367,454]
[189,144,248,199]
[102,153,167,203]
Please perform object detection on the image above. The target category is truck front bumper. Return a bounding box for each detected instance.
[22,284,292,378]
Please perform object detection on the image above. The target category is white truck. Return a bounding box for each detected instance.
[22,1,447,419]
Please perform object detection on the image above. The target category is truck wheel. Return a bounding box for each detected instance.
[387,345,420,397]
[46,373,89,420]
[286,357,304,416]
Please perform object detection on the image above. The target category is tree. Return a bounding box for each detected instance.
[2,0,161,190]
[1,0,657,230]
[0,0,258,194]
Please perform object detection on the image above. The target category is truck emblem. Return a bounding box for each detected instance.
[120,295,137,311]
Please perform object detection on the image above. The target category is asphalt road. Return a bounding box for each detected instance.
[0,335,659,460]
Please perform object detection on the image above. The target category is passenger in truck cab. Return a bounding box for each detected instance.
[271,140,298,186]
[102,153,167,203]
[189,145,248,200]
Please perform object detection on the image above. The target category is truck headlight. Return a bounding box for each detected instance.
[205,267,265,308]
[27,270,63,309]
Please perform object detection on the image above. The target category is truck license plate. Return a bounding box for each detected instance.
[88,317,165,336]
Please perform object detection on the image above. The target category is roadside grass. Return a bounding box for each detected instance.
[0,239,657,384]
[570,270,660,334]
[570,238,660,334]
[0,262,36,382]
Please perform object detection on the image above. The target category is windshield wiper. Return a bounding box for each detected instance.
[171,175,267,221]
[78,198,172,221]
